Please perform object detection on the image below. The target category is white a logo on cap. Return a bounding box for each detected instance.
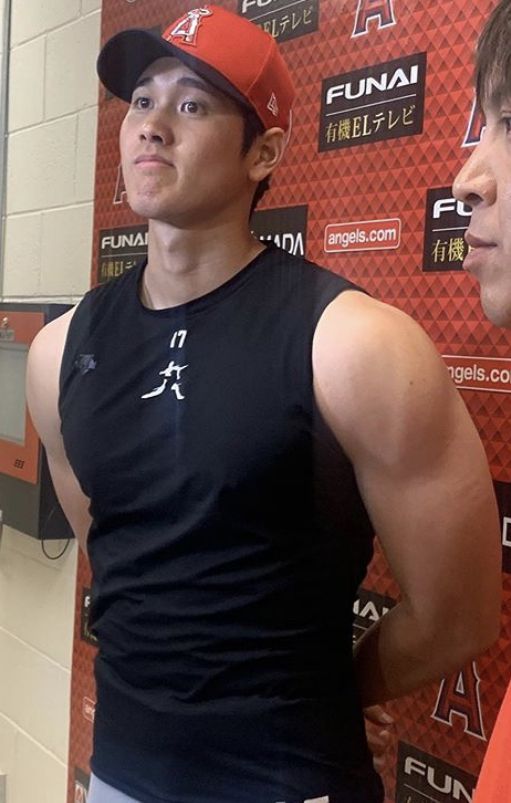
[267,92,279,118]
[168,8,212,45]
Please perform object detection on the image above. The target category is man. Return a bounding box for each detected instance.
[26,6,501,803]
[453,0,511,799]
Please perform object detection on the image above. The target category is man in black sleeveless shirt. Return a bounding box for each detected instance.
[26,6,501,803]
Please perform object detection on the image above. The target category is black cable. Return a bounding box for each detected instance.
[41,537,71,560]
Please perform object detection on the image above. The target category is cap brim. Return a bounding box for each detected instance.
[97,28,254,116]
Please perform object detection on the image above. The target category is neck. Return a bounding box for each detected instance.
[140,219,264,309]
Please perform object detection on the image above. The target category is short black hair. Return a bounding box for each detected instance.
[239,107,271,218]
[475,0,511,110]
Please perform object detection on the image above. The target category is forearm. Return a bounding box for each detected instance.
[353,601,490,707]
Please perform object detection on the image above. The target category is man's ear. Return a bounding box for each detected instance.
[248,127,287,182]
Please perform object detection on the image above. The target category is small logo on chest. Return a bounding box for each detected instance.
[75,354,97,375]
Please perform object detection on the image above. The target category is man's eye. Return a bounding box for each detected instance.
[503,116,511,134]
[180,100,202,114]
[132,96,151,109]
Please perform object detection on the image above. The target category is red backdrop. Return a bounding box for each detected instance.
[67,2,511,801]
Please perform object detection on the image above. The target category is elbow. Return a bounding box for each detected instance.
[469,612,501,656]
[447,604,501,668]
[404,594,502,679]
[474,588,502,653]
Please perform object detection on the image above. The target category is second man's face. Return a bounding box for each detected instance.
[453,95,511,328]
[119,57,254,229]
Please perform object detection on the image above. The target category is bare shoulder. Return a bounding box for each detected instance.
[312,291,461,462]
[29,306,77,366]
[26,305,92,548]
[313,290,435,365]
[26,306,78,446]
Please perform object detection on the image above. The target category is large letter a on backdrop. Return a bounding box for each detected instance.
[352,0,396,37]
[432,662,486,740]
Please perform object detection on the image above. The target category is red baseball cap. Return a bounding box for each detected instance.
[97,5,295,131]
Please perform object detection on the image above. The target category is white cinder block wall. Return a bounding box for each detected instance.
[0,0,100,800]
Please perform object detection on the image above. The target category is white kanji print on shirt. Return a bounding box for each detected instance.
[141,329,188,401]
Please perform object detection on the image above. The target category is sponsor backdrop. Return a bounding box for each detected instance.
[67,1,511,802]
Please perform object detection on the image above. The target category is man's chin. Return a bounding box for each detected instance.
[481,294,511,330]
[127,201,176,225]
[125,187,176,217]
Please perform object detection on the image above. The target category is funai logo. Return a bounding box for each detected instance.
[319,53,426,151]
[423,187,471,272]
[396,742,476,802]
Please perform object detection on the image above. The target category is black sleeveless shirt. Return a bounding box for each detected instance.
[59,245,383,803]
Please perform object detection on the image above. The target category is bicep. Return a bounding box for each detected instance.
[314,294,501,636]
[26,317,91,551]
[45,447,92,551]
[355,387,500,624]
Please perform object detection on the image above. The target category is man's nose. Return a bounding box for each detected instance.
[139,112,173,146]
[452,141,496,210]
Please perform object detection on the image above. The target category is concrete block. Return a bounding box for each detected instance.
[6,117,77,214]
[2,526,76,570]
[40,204,93,296]
[0,537,77,668]
[75,106,98,203]
[8,37,45,131]
[82,0,101,12]
[45,12,101,120]
[2,212,42,296]
[0,715,18,780]
[0,629,71,761]
[14,730,67,803]
[10,0,80,48]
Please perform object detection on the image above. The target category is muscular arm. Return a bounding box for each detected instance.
[313,291,501,706]
[26,311,91,552]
